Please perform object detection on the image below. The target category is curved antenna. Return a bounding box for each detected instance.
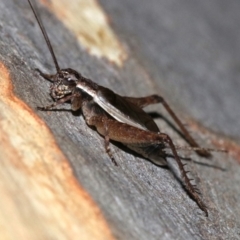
[28,0,60,72]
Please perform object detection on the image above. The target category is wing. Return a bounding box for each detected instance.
[94,86,159,132]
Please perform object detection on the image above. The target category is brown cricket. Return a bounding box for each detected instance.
[27,0,224,216]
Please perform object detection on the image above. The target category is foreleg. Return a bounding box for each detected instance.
[35,68,55,82]
[38,94,78,111]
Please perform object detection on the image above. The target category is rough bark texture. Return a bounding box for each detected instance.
[0,0,240,240]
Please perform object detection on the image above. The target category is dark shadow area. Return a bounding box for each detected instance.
[149,111,195,145]
[165,154,226,171]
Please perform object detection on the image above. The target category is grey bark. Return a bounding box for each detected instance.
[0,0,240,239]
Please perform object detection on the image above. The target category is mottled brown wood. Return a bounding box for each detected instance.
[0,63,114,240]
[0,0,240,240]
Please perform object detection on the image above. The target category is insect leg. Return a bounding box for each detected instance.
[158,133,208,216]
[123,94,162,108]
[82,110,208,215]
[82,100,120,164]
[157,95,211,157]
[36,68,55,82]
[38,94,74,110]
[126,94,210,157]
[103,122,118,166]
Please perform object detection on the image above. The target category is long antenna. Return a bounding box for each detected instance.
[28,0,60,72]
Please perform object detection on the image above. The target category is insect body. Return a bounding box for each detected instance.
[28,0,214,216]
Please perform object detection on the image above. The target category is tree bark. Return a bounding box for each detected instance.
[0,0,240,239]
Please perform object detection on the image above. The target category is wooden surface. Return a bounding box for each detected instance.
[0,0,240,239]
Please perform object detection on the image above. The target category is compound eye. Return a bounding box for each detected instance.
[68,74,78,82]
[63,72,69,77]
[62,72,72,81]
[58,71,67,79]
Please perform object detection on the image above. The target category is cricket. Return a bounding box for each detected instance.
[27,0,225,216]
